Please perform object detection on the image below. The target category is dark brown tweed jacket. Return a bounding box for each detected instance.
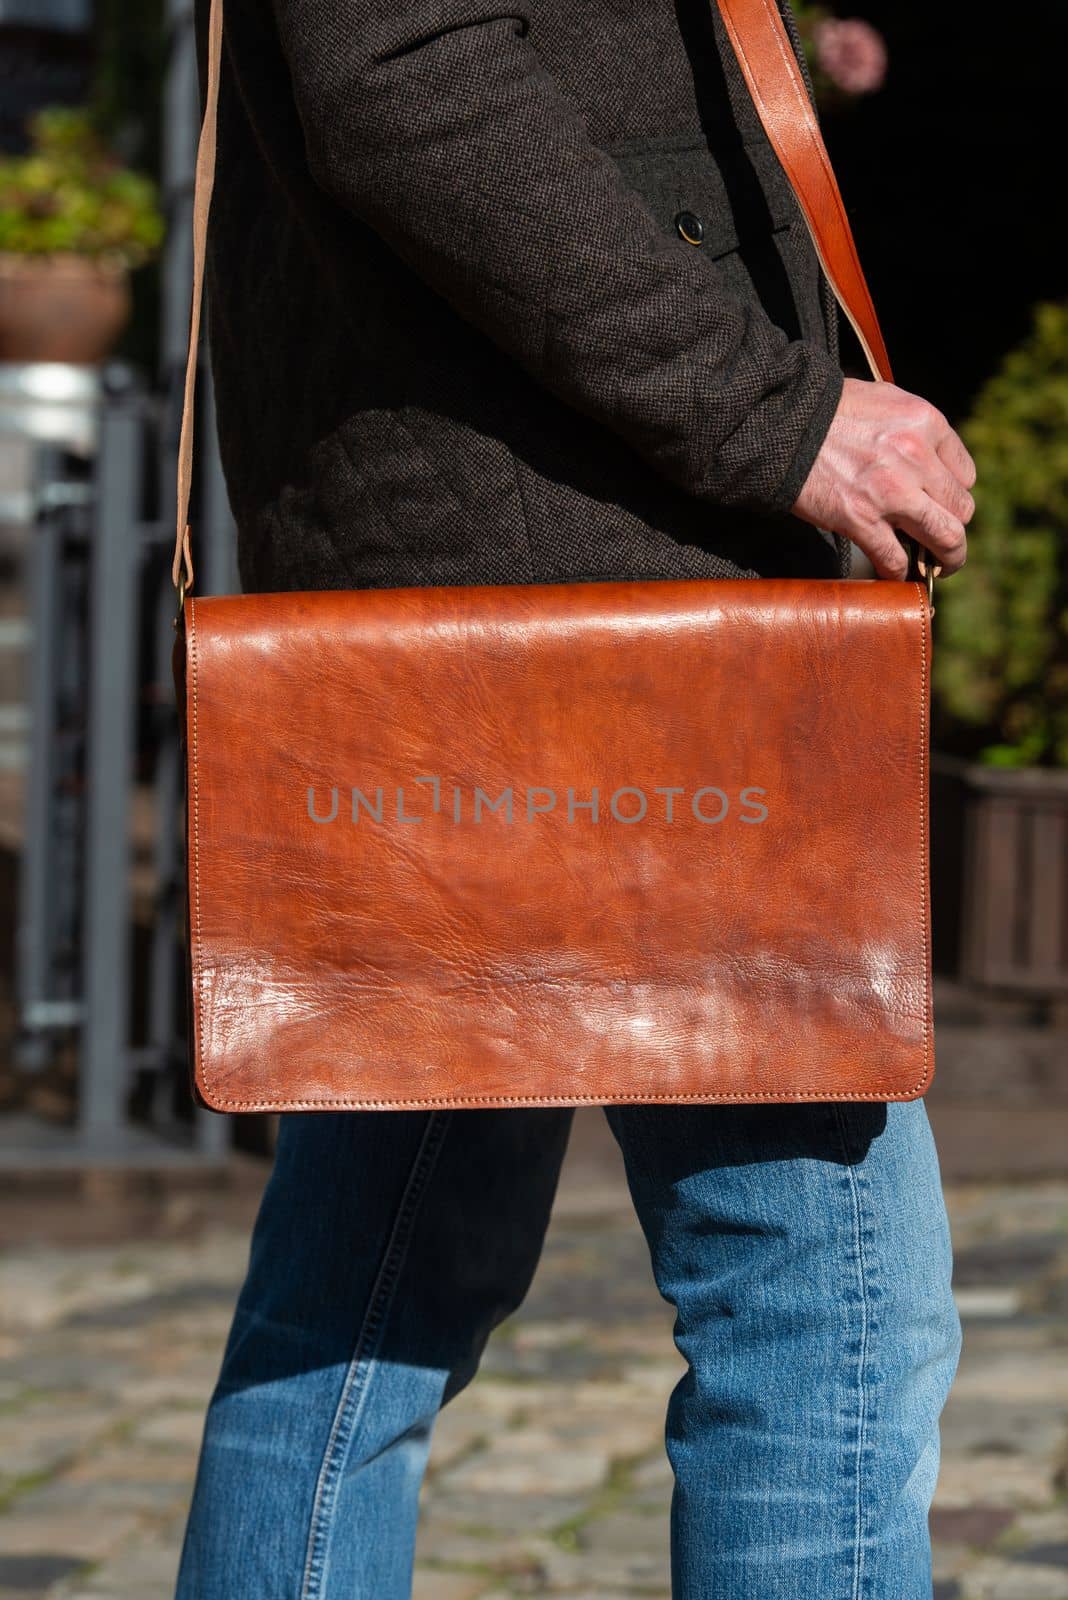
[197,0,849,592]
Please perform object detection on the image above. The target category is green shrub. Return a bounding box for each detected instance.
[0,107,163,268]
[934,302,1068,767]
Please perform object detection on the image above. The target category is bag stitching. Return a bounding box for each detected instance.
[918,583,933,1093]
[194,1089,930,1108]
[191,583,935,1109]
[190,599,204,1099]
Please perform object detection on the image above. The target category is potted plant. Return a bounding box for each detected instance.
[0,106,163,364]
[933,301,1068,995]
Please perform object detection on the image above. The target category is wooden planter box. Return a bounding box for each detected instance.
[946,763,1068,996]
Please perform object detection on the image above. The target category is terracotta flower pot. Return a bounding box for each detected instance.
[0,254,131,365]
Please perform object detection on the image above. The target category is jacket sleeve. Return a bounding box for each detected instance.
[270,0,843,514]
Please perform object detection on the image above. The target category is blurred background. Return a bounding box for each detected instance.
[0,3,1065,1598]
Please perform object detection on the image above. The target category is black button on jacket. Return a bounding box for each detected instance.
[675,211,706,246]
[197,0,849,593]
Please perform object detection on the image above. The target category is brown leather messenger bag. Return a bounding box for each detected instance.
[173,0,936,1112]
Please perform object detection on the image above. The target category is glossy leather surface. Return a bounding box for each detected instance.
[181,578,933,1110]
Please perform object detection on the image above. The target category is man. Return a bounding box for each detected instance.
[176,1,974,1595]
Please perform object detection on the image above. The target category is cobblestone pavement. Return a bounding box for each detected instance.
[1,1135,1066,1600]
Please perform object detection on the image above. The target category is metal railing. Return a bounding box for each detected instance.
[5,0,238,1164]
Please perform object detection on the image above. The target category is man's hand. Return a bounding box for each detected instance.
[792,378,976,578]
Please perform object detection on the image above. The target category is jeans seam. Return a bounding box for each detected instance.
[298,1110,452,1600]
[834,1106,877,1600]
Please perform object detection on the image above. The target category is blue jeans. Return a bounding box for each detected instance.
[176,1101,960,1599]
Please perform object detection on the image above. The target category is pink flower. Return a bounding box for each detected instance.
[814,18,888,95]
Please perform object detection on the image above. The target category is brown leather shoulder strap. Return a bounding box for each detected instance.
[716,0,892,383]
[172,0,892,592]
[173,0,222,590]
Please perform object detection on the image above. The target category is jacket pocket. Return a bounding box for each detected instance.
[604,133,816,341]
[605,133,796,247]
